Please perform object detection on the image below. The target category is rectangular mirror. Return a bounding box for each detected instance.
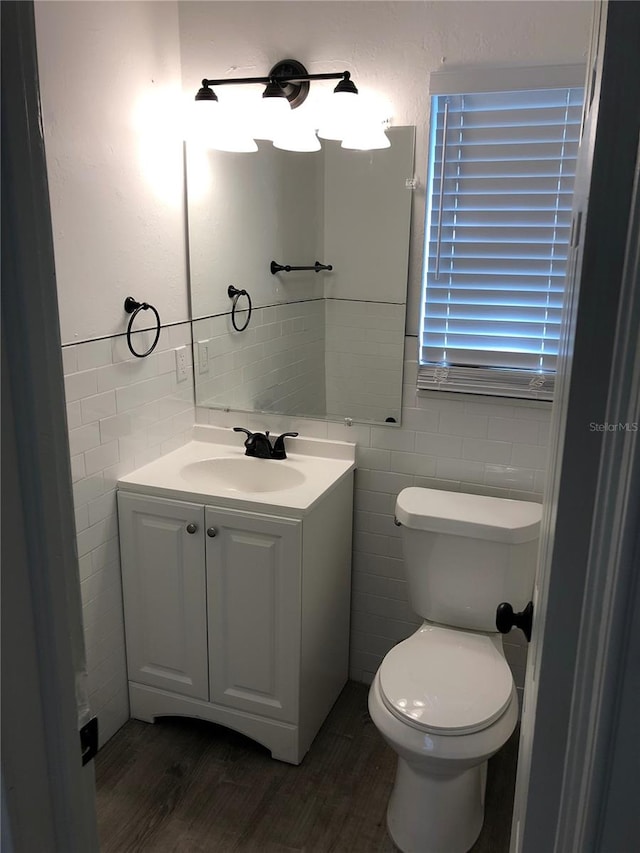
[187,126,415,425]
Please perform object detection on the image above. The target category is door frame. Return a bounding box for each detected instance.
[1,3,99,850]
[513,2,640,850]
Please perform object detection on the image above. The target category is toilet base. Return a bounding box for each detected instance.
[386,756,486,853]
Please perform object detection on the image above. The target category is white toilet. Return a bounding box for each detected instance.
[368,487,541,853]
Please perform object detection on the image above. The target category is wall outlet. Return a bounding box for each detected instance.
[198,340,209,374]
[175,346,188,382]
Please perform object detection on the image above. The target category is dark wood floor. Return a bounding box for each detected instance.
[95,682,519,852]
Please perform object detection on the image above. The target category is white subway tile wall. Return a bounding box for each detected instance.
[193,300,326,417]
[325,300,405,423]
[63,323,194,746]
[199,337,551,693]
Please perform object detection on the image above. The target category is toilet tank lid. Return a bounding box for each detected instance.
[395,487,542,544]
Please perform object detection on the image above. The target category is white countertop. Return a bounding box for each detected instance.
[118,426,356,517]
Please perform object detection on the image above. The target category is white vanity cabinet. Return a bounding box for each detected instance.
[117,470,353,765]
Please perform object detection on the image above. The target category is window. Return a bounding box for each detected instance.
[419,68,585,399]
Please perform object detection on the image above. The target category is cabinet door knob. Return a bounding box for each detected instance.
[207,527,217,538]
[186,523,198,534]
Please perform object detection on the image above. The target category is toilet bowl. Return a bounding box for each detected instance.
[369,487,541,853]
[369,624,518,853]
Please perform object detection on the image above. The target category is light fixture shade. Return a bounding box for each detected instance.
[341,123,391,151]
[195,83,218,103]
[201,97,258,152]
[188,98,221,145]
[333,74,358,96]
[317,90,359,141]
[253,99,291,141]
[253,81,291,140]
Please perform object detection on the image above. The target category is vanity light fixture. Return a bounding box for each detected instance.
[194,58,387,152]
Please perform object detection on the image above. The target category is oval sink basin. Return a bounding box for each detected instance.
[180,457,306,493]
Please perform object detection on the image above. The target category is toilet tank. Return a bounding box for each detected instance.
[395,488,542,633]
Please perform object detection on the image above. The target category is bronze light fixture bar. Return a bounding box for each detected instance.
[195,59,358,109]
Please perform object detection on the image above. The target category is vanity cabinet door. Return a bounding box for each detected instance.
[206,506,302,723]
[118,493,209,701]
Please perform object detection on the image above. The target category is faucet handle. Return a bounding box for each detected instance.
[233,426,255,451]
[233,427,252,439]
[271,431,299,460]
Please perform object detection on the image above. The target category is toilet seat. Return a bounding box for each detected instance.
[379,624,513,736]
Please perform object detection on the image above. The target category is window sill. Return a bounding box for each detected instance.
[418,365,554,402]
[415,385,553,409]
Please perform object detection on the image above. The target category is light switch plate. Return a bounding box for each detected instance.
[175,346,188,382]
[198,341,209,374]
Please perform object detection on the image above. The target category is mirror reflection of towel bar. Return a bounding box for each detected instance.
[227,285,252,332]
[270,260,333,274]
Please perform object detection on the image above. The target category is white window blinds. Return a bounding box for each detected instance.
[419,84,584,399]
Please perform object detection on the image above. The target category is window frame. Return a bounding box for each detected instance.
[418,64,586,401]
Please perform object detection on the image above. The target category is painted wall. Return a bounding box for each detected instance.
[35,0,188,345]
